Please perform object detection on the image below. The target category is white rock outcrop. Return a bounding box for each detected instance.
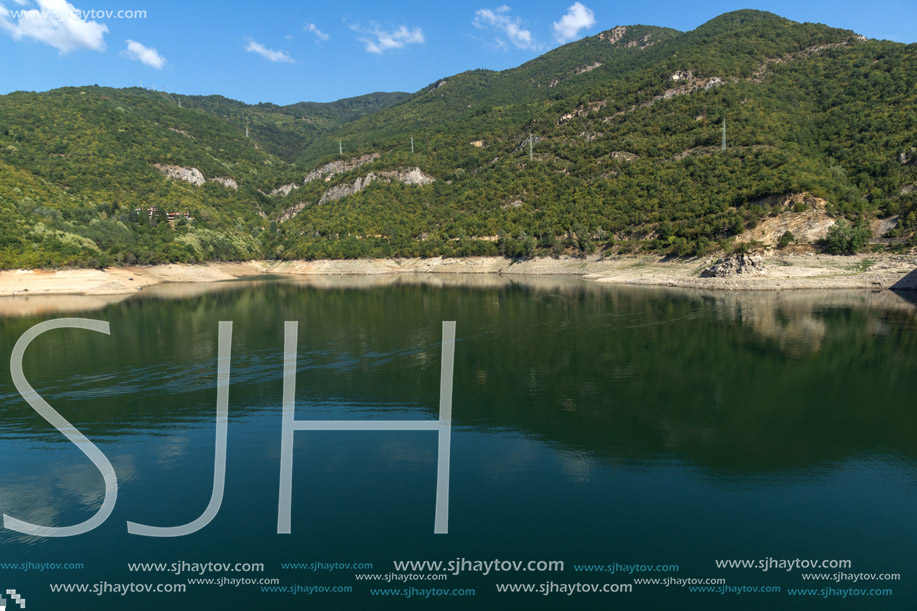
[154,164,206,186]
[383,167,435,185]
[704,77,724,90]
[154,164,240,189]
[598,26,626,44]
[319,173,375,204]
[270,183,299,196]
[277,202,308,223]
[318,168,435,204]
[304,153,380,184]
[624,33,653,49]
[267,153,381,197]
[736,193,836,246]
[210,176,238,190]
[574,62,602,75]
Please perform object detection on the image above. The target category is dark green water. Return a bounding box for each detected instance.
[0,277,915,609]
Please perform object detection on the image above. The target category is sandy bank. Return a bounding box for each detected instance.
[1,254,916,298]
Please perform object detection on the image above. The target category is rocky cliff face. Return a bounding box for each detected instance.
[277,202,308,223]
[382,167,435,185]
[598,26,626,44]
[319,173,375,204]
[574,62,603,75]
[210,176,238,190]
[270,183,299,196]
[317,167,435,204]
[736,193,835,246]
[154,164,206,186]
[624,33,654,49]
[304,153,380,184]
[269,153,381,196]
[154,165,238,189]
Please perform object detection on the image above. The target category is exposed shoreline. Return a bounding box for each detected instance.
[1,253,916,299]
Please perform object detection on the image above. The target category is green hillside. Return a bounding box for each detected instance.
[0,10,914,268]
[180,90,410,161]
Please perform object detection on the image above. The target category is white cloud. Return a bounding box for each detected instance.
[472,5,535,51]
[0,0,108,53]
[356,23,424,54]
[553,2,596,43]
[305,23,328,41]
[245,38,293,63]
[124,39,165,69]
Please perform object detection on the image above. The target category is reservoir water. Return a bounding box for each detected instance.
[0,276,915,609]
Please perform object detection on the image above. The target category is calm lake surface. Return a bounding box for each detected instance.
[0,276,915,609]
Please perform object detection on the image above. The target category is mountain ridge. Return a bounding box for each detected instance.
[0,10,914,267]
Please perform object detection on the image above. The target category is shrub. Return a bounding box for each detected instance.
[819,220,870,255]
[777,231,795,249]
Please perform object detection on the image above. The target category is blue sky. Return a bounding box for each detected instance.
[0,0,914,105]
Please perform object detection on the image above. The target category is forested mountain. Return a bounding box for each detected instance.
[0,10,914,268]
